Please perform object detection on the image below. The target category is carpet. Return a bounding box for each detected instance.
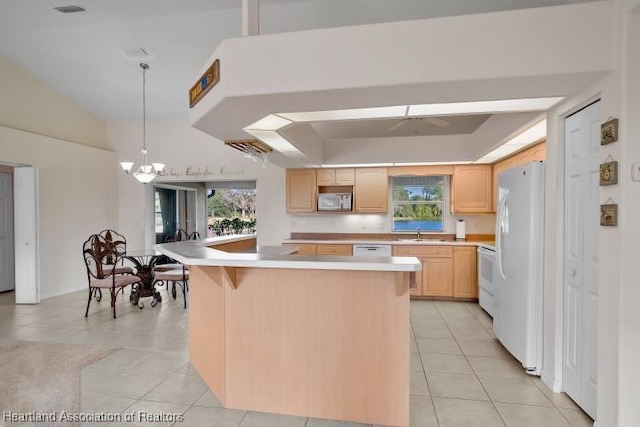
[0,340,119,426]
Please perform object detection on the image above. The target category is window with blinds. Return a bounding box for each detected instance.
[392,176,445,232]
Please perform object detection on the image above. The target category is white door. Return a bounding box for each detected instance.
[564,100,600,418]
[14,166,39,304]
[0,172,15,292]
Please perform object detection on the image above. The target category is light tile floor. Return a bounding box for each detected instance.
[0,291,594,427]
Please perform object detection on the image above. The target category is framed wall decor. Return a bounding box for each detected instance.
[599,160,618,186]
[601,118,619,145]
[600,203,618,226]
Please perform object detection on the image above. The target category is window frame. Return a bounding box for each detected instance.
[391,175,447,233]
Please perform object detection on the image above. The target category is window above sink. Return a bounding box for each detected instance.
[392,176,446,232]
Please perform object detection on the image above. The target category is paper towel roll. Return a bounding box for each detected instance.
[456,219,466,240]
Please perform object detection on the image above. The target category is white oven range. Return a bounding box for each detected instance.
[478,245,496,317]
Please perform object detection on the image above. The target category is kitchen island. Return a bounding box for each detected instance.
[155,235,421,427]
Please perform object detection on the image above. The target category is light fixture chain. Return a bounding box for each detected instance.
[141,63,147,152]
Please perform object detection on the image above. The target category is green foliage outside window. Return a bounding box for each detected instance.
[207,188,256,236]
[392,176,444,231]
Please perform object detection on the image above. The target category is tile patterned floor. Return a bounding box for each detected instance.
[0,291,594,427]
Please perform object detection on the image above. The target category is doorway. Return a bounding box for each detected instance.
[563,100,600,418]
[0,171,14,293]
[154,185,197,243]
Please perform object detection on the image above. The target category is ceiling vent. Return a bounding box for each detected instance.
[121,47,154,61]
[53,5,86,13]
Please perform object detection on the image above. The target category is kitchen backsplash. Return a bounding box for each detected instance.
[286,212,496,235]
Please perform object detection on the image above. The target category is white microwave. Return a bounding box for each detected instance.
[318,193,352,211]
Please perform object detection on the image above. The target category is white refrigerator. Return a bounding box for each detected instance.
[493,161,544,375]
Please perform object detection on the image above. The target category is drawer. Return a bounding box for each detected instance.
[392,245,453,257]
[316,244,353,256]
[283,243,317,255]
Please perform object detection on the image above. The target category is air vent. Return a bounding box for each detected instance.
[54,5,86,13]
[121,47,153,61]
[224,139,273,156]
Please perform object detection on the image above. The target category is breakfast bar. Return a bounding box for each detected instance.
[155,235,421,427]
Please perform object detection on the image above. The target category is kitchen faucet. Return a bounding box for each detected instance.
[416,227,421,240]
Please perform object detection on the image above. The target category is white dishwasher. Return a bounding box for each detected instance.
[353,244,392,257]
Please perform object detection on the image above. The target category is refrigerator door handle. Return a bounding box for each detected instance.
[496,193,508,281]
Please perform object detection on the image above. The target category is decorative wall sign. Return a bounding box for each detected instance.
[601,117,618,145]
[600,203,618,226]
[189,59,220,108]
[599,160,618,186]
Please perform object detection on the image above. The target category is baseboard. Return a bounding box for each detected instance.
[593,421,602,427]
[541,370,562,393]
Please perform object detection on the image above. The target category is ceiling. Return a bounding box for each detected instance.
[0,0,595,123]
[310,115,492,139]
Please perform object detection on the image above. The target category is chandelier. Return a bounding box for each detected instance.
[120,63,165,183]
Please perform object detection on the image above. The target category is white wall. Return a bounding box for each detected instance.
[0,55,108,150]
[288,206,495,235]
[106,118,288,248]
[0,126,118,299]
[618,8,640,427]
[541,3,632,426]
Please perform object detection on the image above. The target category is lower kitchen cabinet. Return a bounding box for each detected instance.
[393,246,453,297]
[316,244,353,256]
[283,243,317,255]
[453,247,478,298]
[394,244,477,299]
[423,257,453,297]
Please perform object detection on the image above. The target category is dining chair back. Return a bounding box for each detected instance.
[83,234,141,318]
[98,229,134,275]
[164,229,189,243]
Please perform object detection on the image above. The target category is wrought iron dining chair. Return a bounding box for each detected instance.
[83,234,142,318]
[98,229,135,275]
[153,265,189,309]
[164,228,189,243]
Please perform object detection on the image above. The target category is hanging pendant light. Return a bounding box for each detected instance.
[120,63,165,183]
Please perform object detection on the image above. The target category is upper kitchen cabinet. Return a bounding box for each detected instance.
[286,169,317,213]
[354,168,388,213]
[451,165,492,213]
[529,142,546,161]
[492,141,546,210]
[317,168,355,186]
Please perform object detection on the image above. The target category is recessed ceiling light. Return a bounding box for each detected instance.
[53,5,86,13]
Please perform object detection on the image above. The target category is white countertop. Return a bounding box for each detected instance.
[283,238,495,251]
[154,234,421,272]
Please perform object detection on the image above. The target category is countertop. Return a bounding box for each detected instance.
[282,238,495,250]
[154,234,421,272]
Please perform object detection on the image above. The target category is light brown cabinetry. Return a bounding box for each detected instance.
[492,141,546,210]
[393,246,453,297]
[283,243,317,255]
[451,165,493,213]
[423,258,454,297]
[453,247,478,298]
[529,143,546,161]
[316,244,353,256]
[286,169,316,213]
[317,168,355,186]
[354,168,388,213]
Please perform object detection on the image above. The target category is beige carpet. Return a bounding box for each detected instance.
[0,339,118,425]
